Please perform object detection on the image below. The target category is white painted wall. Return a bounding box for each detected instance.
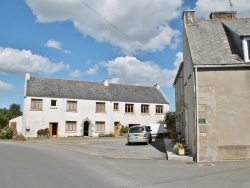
[9,116,23,134]
[22,96,168,137]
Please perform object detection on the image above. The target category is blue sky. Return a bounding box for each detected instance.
[0,0,249,111]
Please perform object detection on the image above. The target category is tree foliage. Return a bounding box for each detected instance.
[164,111,176,130]
[0,104,22,128]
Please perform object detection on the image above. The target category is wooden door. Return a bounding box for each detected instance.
[10,122,16,130]
[49,123,53,137]
[114,122,119,136]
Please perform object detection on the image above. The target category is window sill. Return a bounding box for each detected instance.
[65,131,77,133]
[141,113,150,115]
[50,106,58,109]
[30,109,43,111]
[66,111,78,113]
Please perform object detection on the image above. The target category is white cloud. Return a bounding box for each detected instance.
[103,56,177,88]
[44,39,72,54]
[0,80,15,93]
[69,65,99,78]
[0,47,69,74]
[195,0,250,19]
[173,52,183,68]
[25,0,183,55]
[44,39,62,49]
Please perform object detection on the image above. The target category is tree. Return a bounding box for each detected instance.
[164,111,176,130]
[9,104,22,119]
[0,104,22,128]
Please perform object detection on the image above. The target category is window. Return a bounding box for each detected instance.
[156,105,163,114]
[95,121,105,132]
[96,102,105,112]
[243,38,250,62]
[125,104,134,113]
[66,121,77,131]
[31,99,43,110]
[114,103,119,111]
[248,40,250,60]
[67,101,77,112]
[51,100,57,107]
[141,104,149,113]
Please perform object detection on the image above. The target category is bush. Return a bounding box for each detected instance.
[37,128,50,136]
[0,126,14,139]
[13,134,26,141]
[119,125,129,134]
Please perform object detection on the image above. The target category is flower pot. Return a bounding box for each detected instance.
[178,148,185,155]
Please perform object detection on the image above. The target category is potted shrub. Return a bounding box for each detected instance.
[173,141,186,155]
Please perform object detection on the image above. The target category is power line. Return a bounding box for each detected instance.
[79,0,165,66]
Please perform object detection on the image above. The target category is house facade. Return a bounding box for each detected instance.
[13,73,169,137]
[174,10,250,162]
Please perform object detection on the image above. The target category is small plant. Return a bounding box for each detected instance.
[119,125,129,134]
[13,134,26,141]
[98,133,115,137]
[173,141,186,150]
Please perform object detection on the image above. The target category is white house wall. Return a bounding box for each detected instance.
[23,96,168,137]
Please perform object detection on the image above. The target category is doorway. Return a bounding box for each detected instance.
[114,122,119,136]
[49,123,58,137]
[83,121,89,136]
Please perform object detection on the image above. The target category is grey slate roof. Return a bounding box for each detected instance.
[223,19,250,36]
[26,76,169,104]
[185,18,250,65]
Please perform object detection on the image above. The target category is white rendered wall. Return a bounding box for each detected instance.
[23,96,168,137]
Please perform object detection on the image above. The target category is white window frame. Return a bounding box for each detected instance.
[242,37,250,62]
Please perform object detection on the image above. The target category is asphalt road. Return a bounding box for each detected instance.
[1,138,250,188]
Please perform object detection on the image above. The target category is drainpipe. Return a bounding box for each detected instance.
[194,67,199,163]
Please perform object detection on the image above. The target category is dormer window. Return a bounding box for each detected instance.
[242,37,250,62]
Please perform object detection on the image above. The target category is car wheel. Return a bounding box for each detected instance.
[149,137,152,143]
[127,141,131,145]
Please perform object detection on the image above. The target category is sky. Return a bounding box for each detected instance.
[0,0,250,111]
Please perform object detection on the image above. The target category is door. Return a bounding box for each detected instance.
[49,123,58,137]
[10,122,17,130]
[114,122,119,136]
[84,121,89,136]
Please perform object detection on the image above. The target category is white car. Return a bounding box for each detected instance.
[127,125,152,145]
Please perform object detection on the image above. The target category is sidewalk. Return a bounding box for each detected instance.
[164,138,193,161]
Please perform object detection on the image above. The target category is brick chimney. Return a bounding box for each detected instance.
[210,11,236,19]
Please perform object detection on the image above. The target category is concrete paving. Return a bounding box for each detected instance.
[14,136,194,161]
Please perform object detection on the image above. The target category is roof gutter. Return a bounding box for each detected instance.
[194,64,250,69]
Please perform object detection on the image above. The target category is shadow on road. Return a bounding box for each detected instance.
[149,137,166,153]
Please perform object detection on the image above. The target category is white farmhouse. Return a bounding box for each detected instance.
[12,73,169,137]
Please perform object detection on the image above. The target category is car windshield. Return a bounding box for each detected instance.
[129,127,144,133]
